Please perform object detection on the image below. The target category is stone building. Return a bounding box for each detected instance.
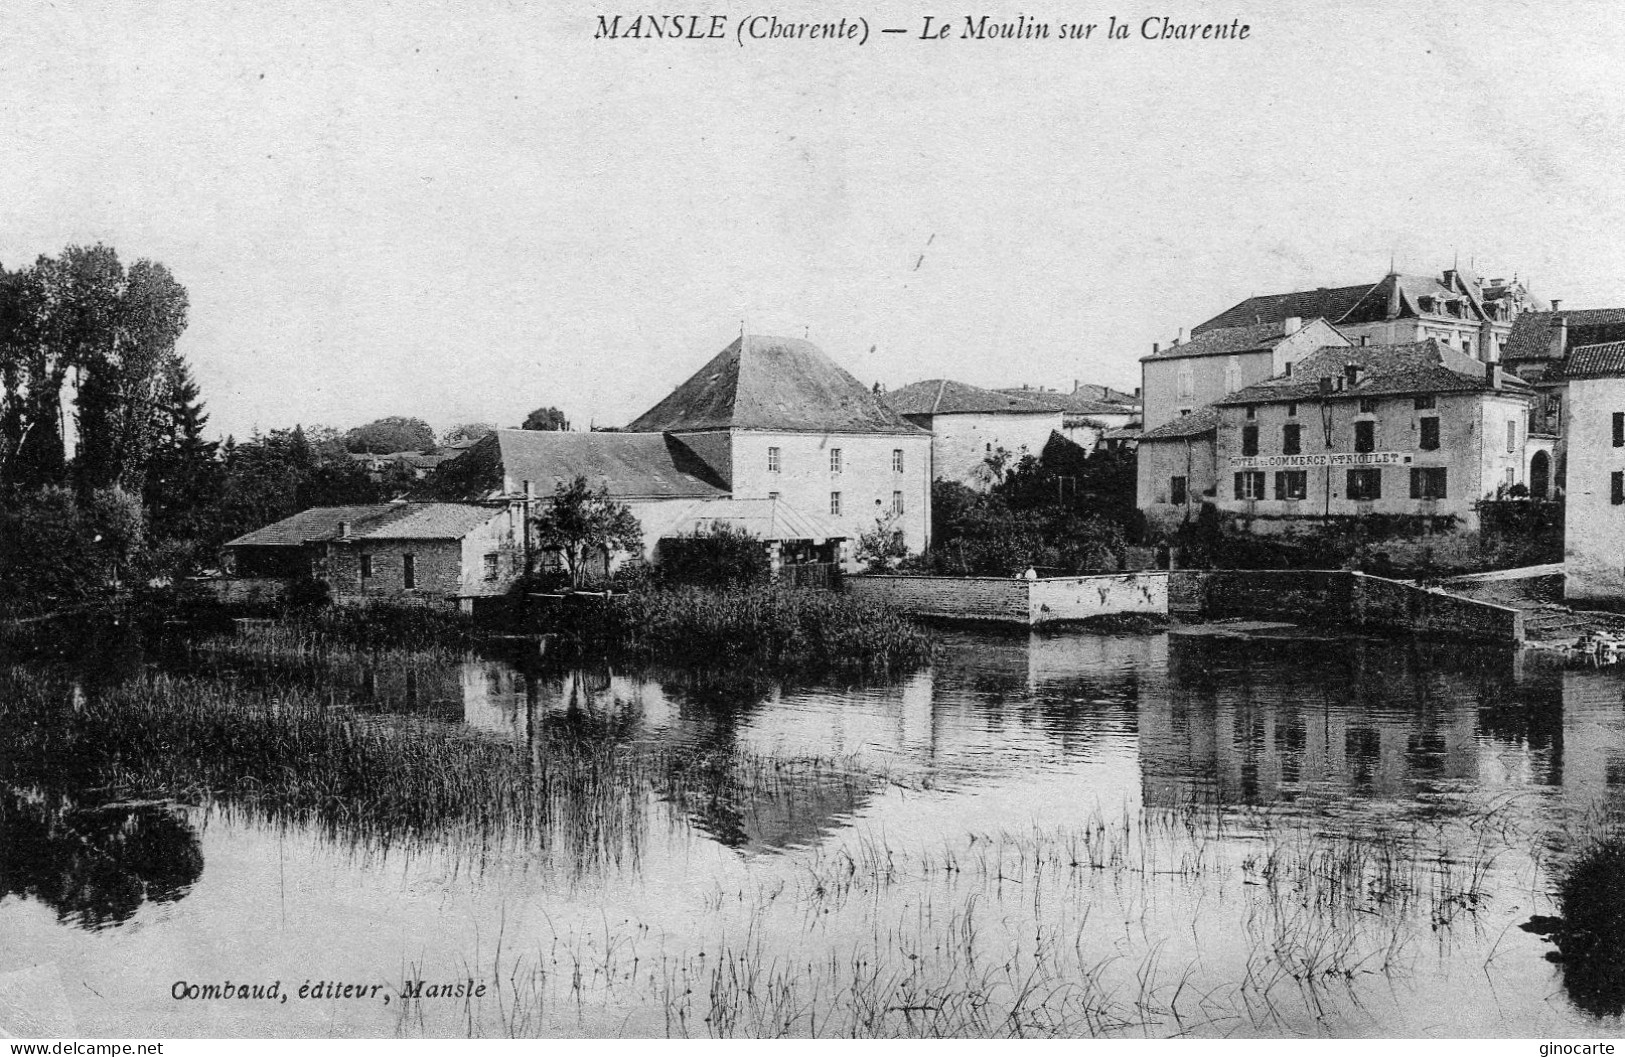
[222,502,521,610]
[1140,317,1347,432]
[1501,306,1625,495]
[1135,406,1219,530]
[996,385,1141,452]
[628,334,934,560]
[1194,269,1544,363]
[1137,340,1534,533]
[1561,341,1625,607]
[882,379,1063,488]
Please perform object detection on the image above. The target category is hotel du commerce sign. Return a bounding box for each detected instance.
[1229,451,1413,470]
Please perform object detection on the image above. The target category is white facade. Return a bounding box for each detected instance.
[909,410,1062,487]
[1564,376,1625,605]
[676,428,934,560]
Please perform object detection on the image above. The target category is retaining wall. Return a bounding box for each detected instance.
[850,568,1522,642]
[843,575,1029,623]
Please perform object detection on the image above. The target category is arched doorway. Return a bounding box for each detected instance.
[1530,449,1551,499]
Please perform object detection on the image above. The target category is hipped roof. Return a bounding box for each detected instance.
[628,335,923,435]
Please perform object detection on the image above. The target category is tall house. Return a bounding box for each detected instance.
[882,380,1063,488]
[1140,317,1347,432]
[1194,269,1544,364]
[1562,341,1625,607]
[1139,340,1534,533]
[628,335,934,559]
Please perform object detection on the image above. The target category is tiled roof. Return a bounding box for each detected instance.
[1562,340,1625,380]
[885,379,1062,416]
[1072,383,1140,406]
[996,389,1135,416]
[422,429,729,503]
[1100,425,1143,441]
[1139,406,1220,441]
[1503,308,1625,362]
[1193,284,1373,335]
[662,496,846,542]
[1218,340,1524,405]
[1141,321,1294,361]
[224,503,500,548]
[628,335,923,435]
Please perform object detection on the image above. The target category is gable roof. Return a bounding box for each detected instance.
[628,334,923,435]
[224,503,501,548]
[1193,284,1374,335]
[422,429,729,503]
[1217,339,1525,405]
[1562,340,1625,381]
[1503,308,1625,362]
[885,379,1062,416]
[1138,405,1220,441]
[1142,320,1302,361]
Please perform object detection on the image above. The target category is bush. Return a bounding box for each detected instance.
[655,524,770,588]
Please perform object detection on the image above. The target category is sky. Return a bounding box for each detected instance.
[4,0,1625,442]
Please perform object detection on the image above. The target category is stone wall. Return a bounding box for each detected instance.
[843,574,1029,623]
[1354,573,1524,642]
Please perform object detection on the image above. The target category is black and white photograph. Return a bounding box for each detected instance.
[3,0,1625,1046]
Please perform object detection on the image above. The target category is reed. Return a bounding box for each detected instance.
[535,586,934,675]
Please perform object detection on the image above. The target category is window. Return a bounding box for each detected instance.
[768,446,781,472]
[1354,420,1375,453]
[1613,472,1624,506]
[1274,470,1308,501]
[1282,423,1301,455]
[830,492,841,516]
[1287,402,1297,417]
[1245,405,1256,419]
[1284,363,1293,378]
[1506,467,1516,487]
[360,554,373,579]
[1234,471,1266,500]
[1414,394,1436,410]
[892,491,904,515]
[1347,469,1382,501]
[1224,357,1241,394]
[1170,475,1188,505]
[1177,366,1195,401]
[483,553,499,581]
[402,553,417,589]
[1359,397,1379,414]
[892,448,904,473]
[1241,425,1259,456]
[1410,467,1448,500]
[1463,338,1473,357]
[1419,417,1440,450]
[1506,420,1516,453]
[830,448,842,473]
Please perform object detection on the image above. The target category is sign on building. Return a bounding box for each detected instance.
[1229,451,1413,470]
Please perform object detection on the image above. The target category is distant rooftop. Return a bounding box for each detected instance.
[224,503,501,548]
[884,379,1062,416]
[422,429,729,503]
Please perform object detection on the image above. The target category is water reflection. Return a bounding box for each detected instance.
[0,788,202,929]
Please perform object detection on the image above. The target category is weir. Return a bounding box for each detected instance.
[844,569,1524,643]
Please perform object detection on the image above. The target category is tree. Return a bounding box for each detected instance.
[856,512,908,571]
[521,406,569,432]
[344,416,435,454]
[143,355,222,551]
[531,475,643,588]
[440,422,495,447]
[69,249,191,493]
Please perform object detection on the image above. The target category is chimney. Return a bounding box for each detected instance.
[1550,299,1563,312]
[1551,314,1569,358]
[1443,268,1458,288]
[1282,315,1302,335]
[523,479,533,500]
[1152,341,1161,355]
[1386,275,1402,320]
[1492,366,1505,390]
[1133,386,1142,398]
[1359,335,1370,346]
[337,520,351,540]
